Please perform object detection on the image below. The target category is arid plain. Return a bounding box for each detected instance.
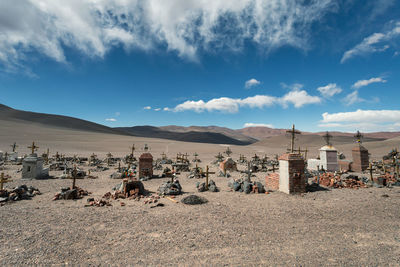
[1,118,400,266]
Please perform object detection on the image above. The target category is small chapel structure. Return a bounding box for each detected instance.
[22,142,49,179]
[307,132,338,172]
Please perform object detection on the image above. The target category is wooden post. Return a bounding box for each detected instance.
[286,124,301,153]
[28,142,39,155]
[72,166,77,189]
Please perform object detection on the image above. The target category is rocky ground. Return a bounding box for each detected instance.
[1,163,400,266]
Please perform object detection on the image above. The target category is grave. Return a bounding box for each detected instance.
[139,153,153,179]
[307,132,338,172]
[352,131,369,172]
[22,142,49,179]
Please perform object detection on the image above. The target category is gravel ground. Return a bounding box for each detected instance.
[1,164,400,266]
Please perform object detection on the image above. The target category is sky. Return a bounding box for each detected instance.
[0,0,400,132]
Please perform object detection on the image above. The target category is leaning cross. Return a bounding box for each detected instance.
[28,142,39,155]
[286,124,301,153]
[205,165,215,190]
[0,173,12,190]
[366,163,375,183]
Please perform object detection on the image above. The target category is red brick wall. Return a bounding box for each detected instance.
[265,173,280,190]
[288,159,306,193]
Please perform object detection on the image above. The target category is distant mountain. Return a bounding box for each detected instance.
[237,126,400,141]
[237,126,287,140]
[0,104,128,136]
[160,125,258,144]
[116,126,253,145]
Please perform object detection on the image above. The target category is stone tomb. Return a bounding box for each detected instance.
[22,153,49,179]
[308,145,338,172]
[139,153,153,178]
[352,145,369,173]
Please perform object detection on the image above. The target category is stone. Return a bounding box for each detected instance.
[63,189,78,200]
[243,181,252,194]
[181,195,208,205]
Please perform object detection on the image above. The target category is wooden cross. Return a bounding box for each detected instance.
[225,147,232,157]
[130,144,135,157]
[45,148,50,164]
[366,162,376,182]
[286,124,301,153]
[205,165,215,190]
[68,166,78,189]
[10,142,18,152]
[0,173,12,190]
[28,142,39,155]
[354,131,363,144]
[323,131,333,146]
[161,152,167,159]
[245,162,252,182]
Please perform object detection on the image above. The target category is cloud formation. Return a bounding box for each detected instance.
[341,21,400,63]
[245,78,261,89]
[143,106,152,110]
[105,118,117,122]
[317,83,342,98]
[319,109,400,131]
[243,123,274,128]
[168,88,321,113]
[0,0,336,72]
[352,77,387,89]
[342,91,364,106]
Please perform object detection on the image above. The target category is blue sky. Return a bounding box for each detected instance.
[0,0,400,132]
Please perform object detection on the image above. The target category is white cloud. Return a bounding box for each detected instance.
[245,78,261,89]
[154,108,161,111]
[319,109,400,132]
[342,91,364,106]
[341,21,400,63]
[243,123,274,128]
[0,0,336,72]
[317,83,342,98]
[280,89,321,108]
[168,88,320,113]
[143,106,152,110]
[352,77,387,89]
[321,109,400,123]
[105,118,117,122]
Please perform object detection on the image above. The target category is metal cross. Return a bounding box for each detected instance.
[354,131,363,144]
[28,142,39,155]
[323,131,333,146]
[286,124,301,153]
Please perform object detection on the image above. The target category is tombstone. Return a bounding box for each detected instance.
[352,131,369,173]
[22,143,49,179]
[279,153,306,194]
[139,153,153,178]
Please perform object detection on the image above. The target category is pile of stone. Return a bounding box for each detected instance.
[158,180,182,195]
[228,179,266,194]
[374,173,400,187]
[53,187,91,200]
[187,167,205,179]
[181,195,208,205]
[196,179,219,192]
[217,170,231,178]
[104,179,147,200]
[314,173,368,189]
[85,198,112,207]
[0,185,41,203]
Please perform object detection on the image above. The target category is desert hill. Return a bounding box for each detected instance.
[116,126,252,145]
[159,125,258,143]
[0,104,128,136]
